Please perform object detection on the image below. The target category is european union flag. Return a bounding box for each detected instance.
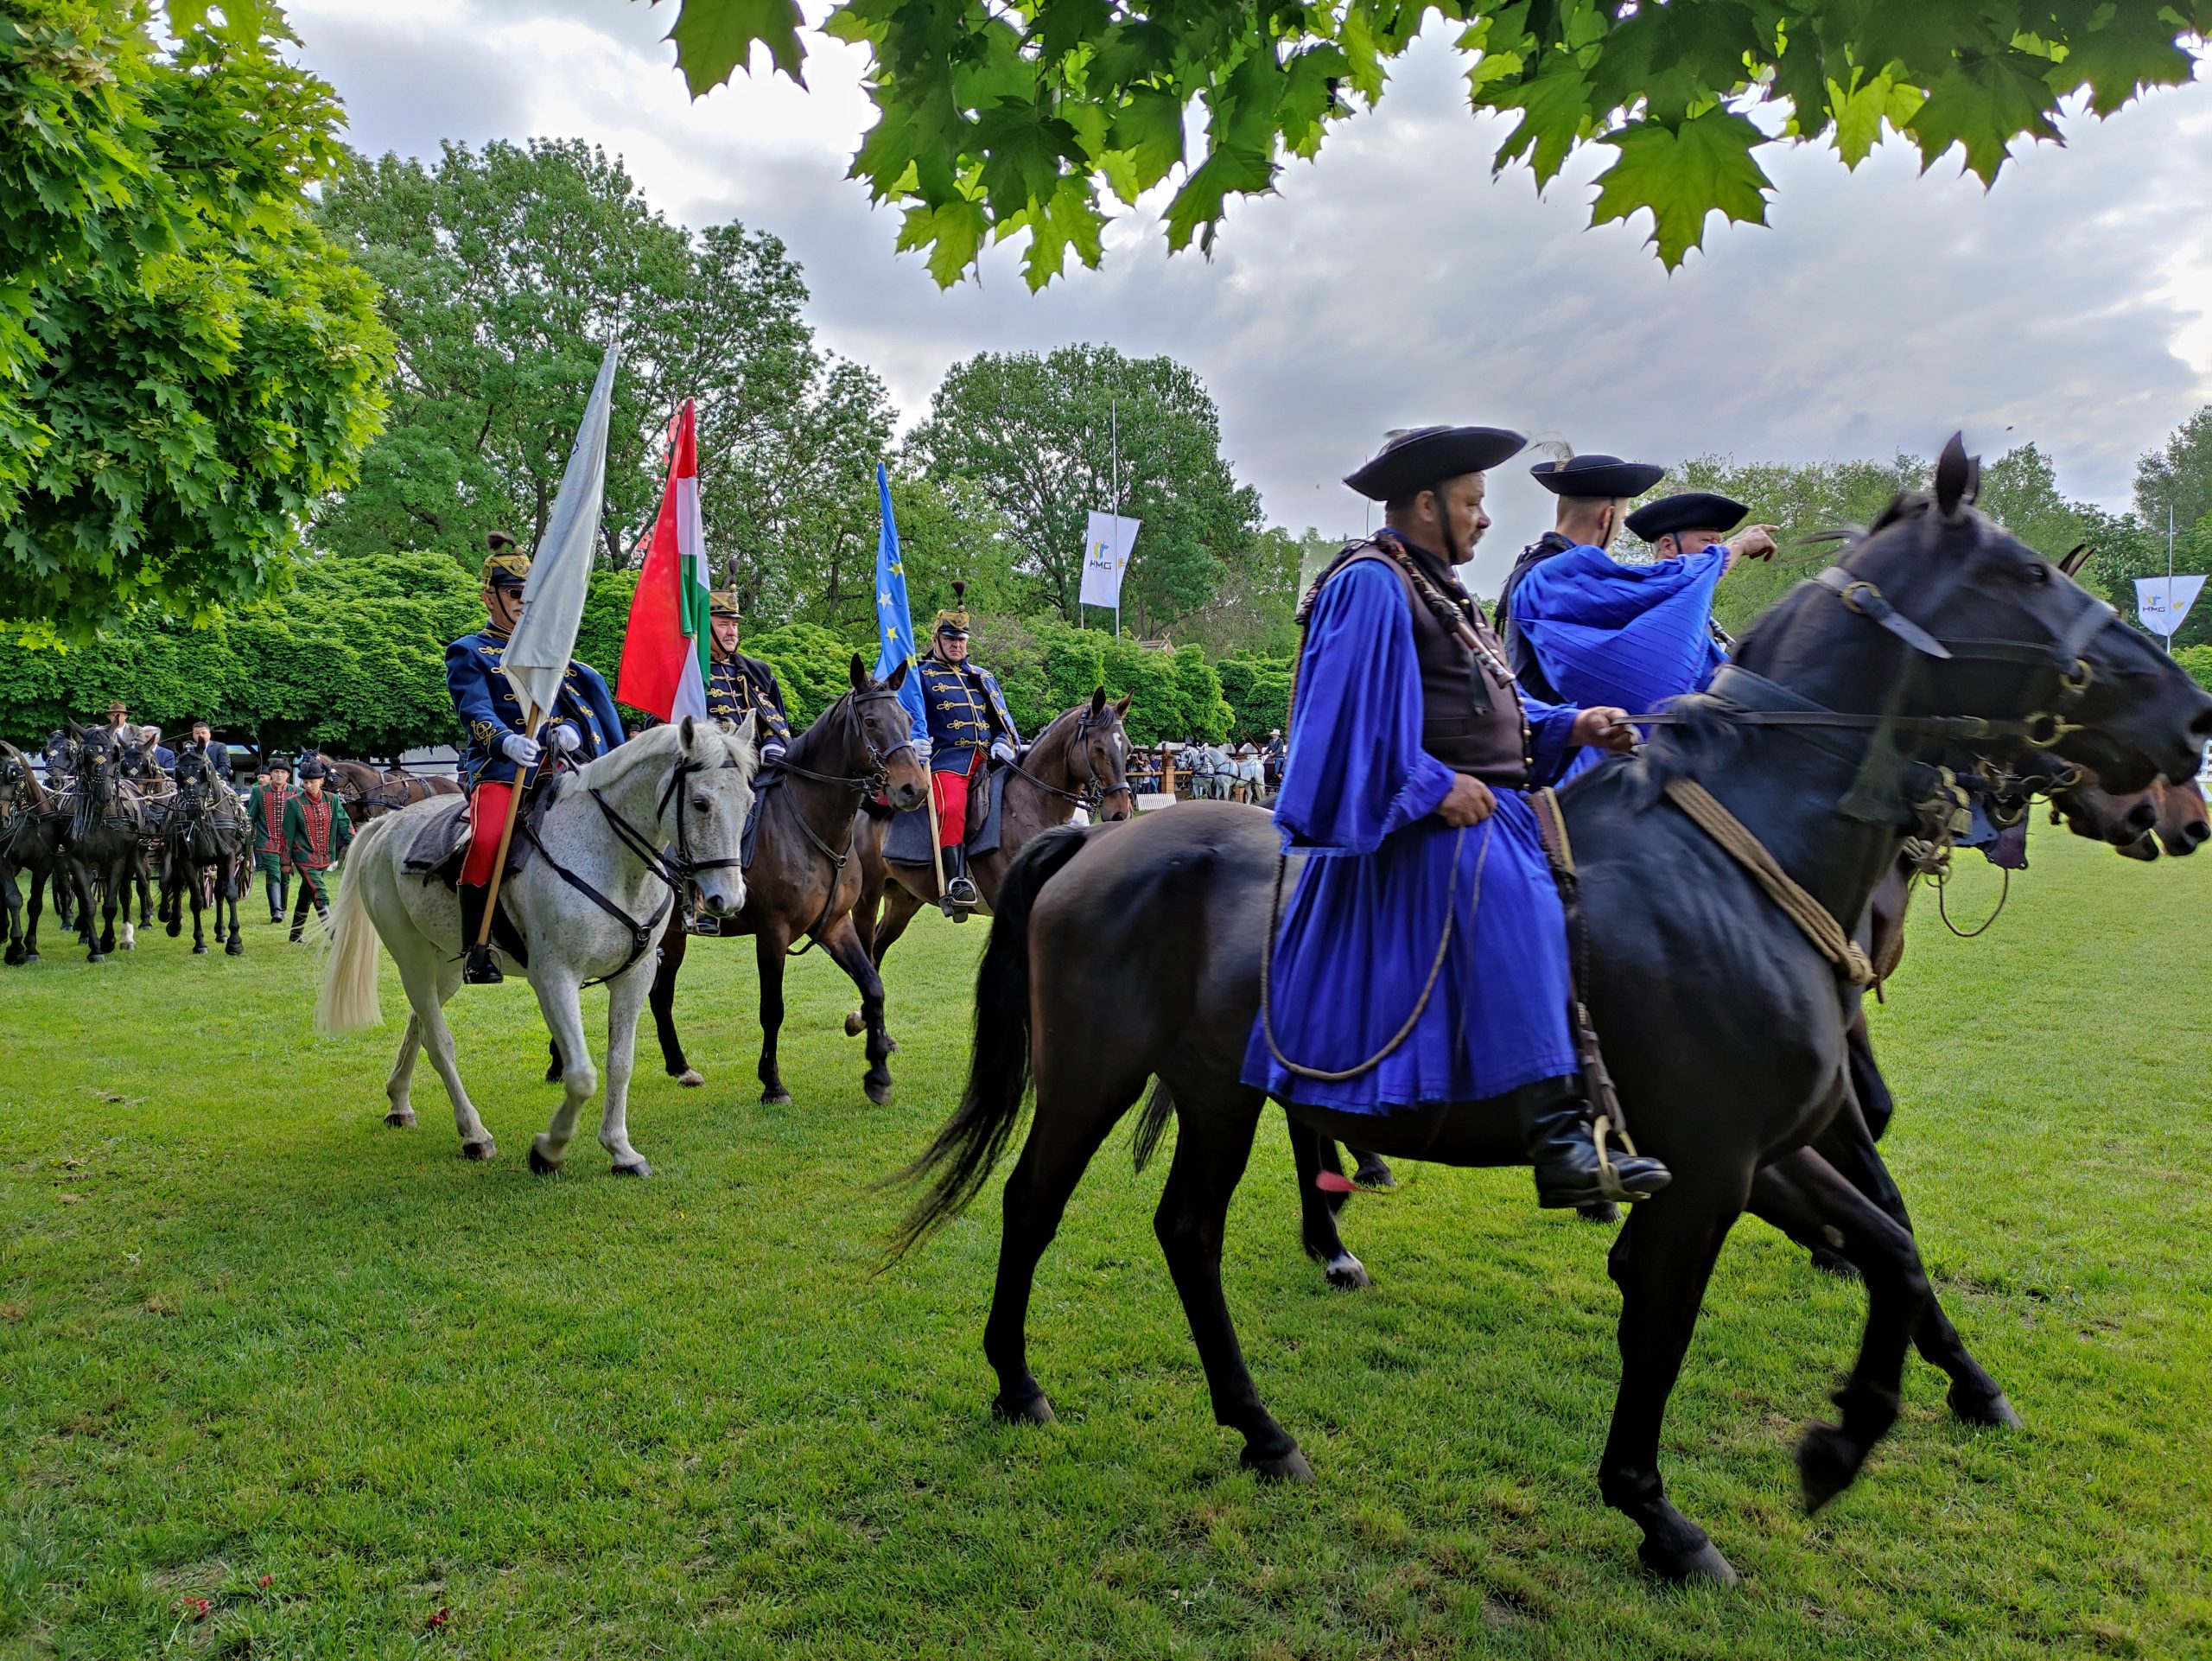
[873,463,928,736]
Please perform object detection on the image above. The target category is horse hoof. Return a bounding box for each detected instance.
[1808,1245,1859,1279]
[385,1109,416,1129]
[1638,1537,1738,1587]
[1323,1252,1370,1291]
[527,1144,562,1175]
[1242,1445,1314,1484]
[762,1088,793,1106]
[226,940,244,957]
[844,1010,865,1037]
[1578,1200,1621,1225]
[677,1070,705,1089]
[1796,1420,1864,1514]
[611,1159,652,1178]
[192,943,207,955]
[166,920,181,938]
[1948,1384,2024,1429]
[20,950,36,964]
[864,1079,893,1106]
[991,1391,1055,1426]
[461,1139,497,1162]
[86,951,105,964]
[543,1065,563,1085]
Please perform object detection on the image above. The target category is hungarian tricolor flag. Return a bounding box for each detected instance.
[617,398,712,722]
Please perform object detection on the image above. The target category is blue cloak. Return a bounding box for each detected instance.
[1506,543,1728,780]
[1239,559,1583,1113]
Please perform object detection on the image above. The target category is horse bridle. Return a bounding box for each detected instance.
[1003,710,1132,816]
[774,689,918,793]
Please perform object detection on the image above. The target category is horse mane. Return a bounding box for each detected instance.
[1620,691,1745,811]
[569,718,752,799]
[785,689,855,770]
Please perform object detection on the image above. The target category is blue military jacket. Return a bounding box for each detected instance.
[707,651,792,747]
[914,654,1019,773]
[445,625,626,786]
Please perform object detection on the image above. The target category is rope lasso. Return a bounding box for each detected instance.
[1259,820,1490,1082]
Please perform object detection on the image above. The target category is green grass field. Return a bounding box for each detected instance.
[4,824,2210,1658]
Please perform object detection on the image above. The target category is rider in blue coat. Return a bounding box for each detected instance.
[1241,425,1667,1211]
[911,582,1020,912]
[443,531,626,984]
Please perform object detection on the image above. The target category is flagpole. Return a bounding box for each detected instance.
[1111,393,1122,641]
[2168,505,2177,654]
[475,703,540,951]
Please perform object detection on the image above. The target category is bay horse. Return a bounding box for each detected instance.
[592,657,931,1108]
[156,748,249,955]
[318,717,757,1176]
[65,723,155,963]
[893,442,2212,1585]
[321,755,463,822]
[845,690,1135,1002]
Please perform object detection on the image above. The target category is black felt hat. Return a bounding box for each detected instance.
[1624,491,1750,543]
[1344,425,1528,502]
[1529,454,1666,500]
[297,759,327,781]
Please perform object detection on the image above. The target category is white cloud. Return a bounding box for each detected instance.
[288,3,2212,589]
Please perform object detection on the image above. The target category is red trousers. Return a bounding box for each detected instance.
[931,753,983,848]
[461,781,514,885]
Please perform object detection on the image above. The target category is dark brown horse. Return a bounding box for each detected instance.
[894,446,2212,1585]
[155,747,249,955]
[567,657,931,1106]
[841,692,1135,1035]
[0,742,79,965]
[321,755,463,822]
[65,723,155,962]
[2063,773,2209,858]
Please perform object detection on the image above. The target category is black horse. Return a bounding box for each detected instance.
[894,442,2212,1585]
[66,723,154,962]
[156,748,248,956]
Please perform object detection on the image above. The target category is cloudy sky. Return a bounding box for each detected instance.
[287,0,2212,591]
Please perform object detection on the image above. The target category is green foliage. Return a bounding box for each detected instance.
[1216,653,1293,738]
[315,143,895,635]
[650,0,2212,284]
[906,344,1262,627]
[2172,645,2212,695]
[2133,404,2212,539]
[747,621,863,727]
[0,0,394,638]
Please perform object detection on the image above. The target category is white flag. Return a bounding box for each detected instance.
[1079,511,1141,608]
[504,341,621,724]
[2133,574,2206,640]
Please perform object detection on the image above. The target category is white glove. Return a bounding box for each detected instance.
[551,722,582,754]
[760,740,788,766]
[500,732,541,767]
[913,736,932,761]
[989,735,1016,764]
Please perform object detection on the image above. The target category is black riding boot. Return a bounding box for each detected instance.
[459,881,504,985]
[1519,1093,1671,1209]
[941,844,979,914]
[265,872,283,923]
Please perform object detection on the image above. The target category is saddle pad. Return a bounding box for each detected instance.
[401,796,471,876]
[883,766,1007,865]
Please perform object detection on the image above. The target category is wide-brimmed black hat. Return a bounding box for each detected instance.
[1344,425,1527,502]
[1625,491,1750,543]
[1529,454,1665,500]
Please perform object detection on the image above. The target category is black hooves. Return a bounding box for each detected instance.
[864,1079,893,1106]
[543,1065,564,1085]
[761,1088,793,1106]
[1241,1444,1315,1484]
[1638,1536,1739,1587]
[527,1145,561,1175]
[1948,1383,2024,1429]
[1796,1420,1864,1514]
[226,940,244,956]
[991,1391,1055,1426]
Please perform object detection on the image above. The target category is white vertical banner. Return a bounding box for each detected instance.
[505,341,621,721]
[2134,574,2206,642]
[1079,512,1141,608]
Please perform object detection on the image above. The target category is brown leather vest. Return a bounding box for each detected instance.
[1337,541,1531,788]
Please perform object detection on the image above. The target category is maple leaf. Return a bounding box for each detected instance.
[1910,52,2062,184]
[1483,57,1595,188]
[1589,107,1774,269]
[664,0,806,93]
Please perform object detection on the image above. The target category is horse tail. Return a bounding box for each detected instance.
[316,813,392,1035]
[1130,1076,1175,1174]
[889,823,1096,1257]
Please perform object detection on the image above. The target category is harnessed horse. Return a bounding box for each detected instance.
[890,440,2212,1585]
[156,748,250,955]
[64,724,154,962]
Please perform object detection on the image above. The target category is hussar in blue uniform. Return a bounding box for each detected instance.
[1241,426,1668,1210]
[444,531,626,984]
[1503,470,1776,734]
[704,586,791,765]
[913,581,1018,912]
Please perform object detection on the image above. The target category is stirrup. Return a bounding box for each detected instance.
[1592,1117,1656,1205]
[462,944,505,985]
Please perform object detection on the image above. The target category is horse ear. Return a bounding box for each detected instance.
[1934,433,1974,519]
[2057,542,2093,579]
[886,657,909,690]
[66,719,82,738]
[1114,694,1132,717]
[679,715,696,752]
[1090,686,1107,715]
[849,652,869,690]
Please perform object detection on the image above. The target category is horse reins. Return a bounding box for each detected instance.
[758,687,913,954]
[1001,710,1130,817]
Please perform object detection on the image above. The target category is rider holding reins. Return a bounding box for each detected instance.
[913,582,1020,913]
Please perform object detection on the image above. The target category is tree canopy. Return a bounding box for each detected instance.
[646,0,2212,287]
[906,344,1262,628]
[0,0,393,640]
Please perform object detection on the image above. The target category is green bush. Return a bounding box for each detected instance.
[2173,645,2212,695]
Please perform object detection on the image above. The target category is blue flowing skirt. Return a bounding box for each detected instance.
[1240,789,1578,1112]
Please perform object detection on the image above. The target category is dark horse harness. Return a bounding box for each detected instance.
[754,687,918,955]
[1001,708,1130,817]
[513,745,750,989]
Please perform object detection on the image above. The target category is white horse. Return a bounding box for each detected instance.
[317,716,756,1178]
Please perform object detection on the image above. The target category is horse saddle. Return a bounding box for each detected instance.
[738,769,785,870]
[401,782,567,966]
[882,766,1007,865]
